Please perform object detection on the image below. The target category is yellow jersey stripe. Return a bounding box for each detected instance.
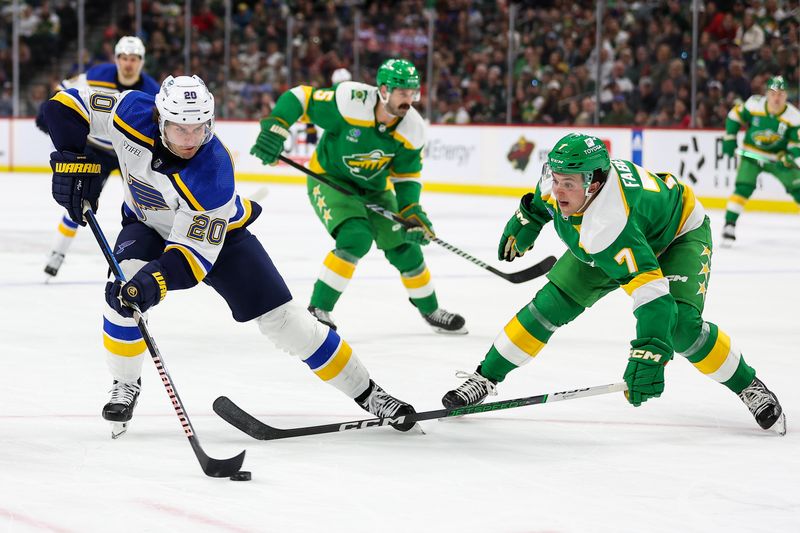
[694,330,732,374]
[675,184,697,236]
[323,252,356,278]
[391,130,414,150]
[401,268,431,289]
[51,92,89,123]
[622,268,664,295]
[314,341,353,381]
[504,316,546,356]
[390,171,421,178]
[227,198,253,231]
[103,334,146,357]
[172,173,205,211]
[309,151,326,175]
[164,244,207,282]
[89,80,117,89]
[343,116,374,127]
[113,114,155,146]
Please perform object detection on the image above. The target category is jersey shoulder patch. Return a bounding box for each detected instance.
[393,107,425,150]
[113,91,158,148]
[170,137,235,212]
[744,95,766,115]
[335,82,377,126]
[85,63,119,90]
[580,161,633,254]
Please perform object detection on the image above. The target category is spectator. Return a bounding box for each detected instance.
[736,10,766,58]
[602,94,634,125]
[725,60,750,99]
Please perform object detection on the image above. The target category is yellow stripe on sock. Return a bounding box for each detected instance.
[504,316,545,357]
[323,252,356,278]
[103,334,146,357]
[729,194,747,206]
[693,329,732,374]
[401,268,431,289]
[58,223,77,237]
[314,341,353,381]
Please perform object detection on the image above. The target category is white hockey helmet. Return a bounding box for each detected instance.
[155,75,215,150]
[331,68,352,85]
[115,36,146,59]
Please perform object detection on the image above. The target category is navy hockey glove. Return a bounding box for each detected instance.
[399,203,434,245]
[250,117,290,165]
[105,261,167,318]
[50,150,103,225]
[623,338,673,407]
[498,193,540,261]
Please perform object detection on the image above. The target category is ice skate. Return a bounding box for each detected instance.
[720,223,736,248]
[421,308,468,335]
[738,377,786,436]
[44,251,65,278]
[102,379,141,439]
[442,368,497,409]
[356,380,418,432]
[308,305,337,330]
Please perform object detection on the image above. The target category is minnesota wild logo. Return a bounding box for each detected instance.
[507,136,535,171]
[343,150,394,180]
[351,89,368,103]
[751,129,782,148]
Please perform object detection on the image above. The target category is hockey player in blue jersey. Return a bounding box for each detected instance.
[40,36,160,278]
[41,75,416,438]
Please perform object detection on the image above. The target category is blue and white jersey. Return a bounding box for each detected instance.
[58,63,160,152]
[48,86,259,287]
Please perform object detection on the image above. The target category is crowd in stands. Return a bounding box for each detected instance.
[3,0,800,129]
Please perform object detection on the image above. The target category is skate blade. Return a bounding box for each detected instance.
[431,326,469,335]
[719,239,734,249]
[771,413,787,436]
[111,421,130,439]
[410,422,425,435]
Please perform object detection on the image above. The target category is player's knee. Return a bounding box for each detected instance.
[384,243,424,271]
[256,301,328,356]
[334,219,373,259]
[673,302,703,354]
[531,283,585,328]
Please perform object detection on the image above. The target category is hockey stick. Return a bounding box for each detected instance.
[213,382,627,441]
[83,208,246,478]
[278,154,556,283]
[736,148,796,167]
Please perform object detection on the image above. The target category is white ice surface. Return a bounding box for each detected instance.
[1,172,799,533]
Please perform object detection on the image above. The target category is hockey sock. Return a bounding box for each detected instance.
[103,310,146,382]
[310,220,373,311]
[52,213,79,253]
[385,244,438,314]
[676,316,755,395]
[724,184,754,225]
[480,283,585,383]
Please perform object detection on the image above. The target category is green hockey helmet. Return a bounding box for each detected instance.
[767,76,787,92]
[376,58,421,102]
[546,133,611,191]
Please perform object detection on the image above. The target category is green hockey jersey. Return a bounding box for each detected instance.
[726,95,800,161]
[270,81,425,204]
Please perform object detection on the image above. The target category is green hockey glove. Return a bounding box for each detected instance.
[722,137,736,157]
[250,117,290,165]
[498,193,539,262]
[399,203,434,244]
[623,338,673,407]
[779,151,797,168]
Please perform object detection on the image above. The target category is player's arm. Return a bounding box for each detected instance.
[498,179,553,262]
[250,85,342,165]
[41,88,115,224]
[105,162,237,317]
[593,233,677,407]
[723,102,749,156]
[781,126,800,167]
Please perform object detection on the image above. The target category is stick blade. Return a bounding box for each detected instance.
[189,436,246,477]
[505,255,557,283]
[213,396,283,440]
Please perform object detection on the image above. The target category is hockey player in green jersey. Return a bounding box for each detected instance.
[721,76,800,246]
[442,133,786,435]
[250,58,467,334]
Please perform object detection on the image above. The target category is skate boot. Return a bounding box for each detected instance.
[442,367,497,409]
[720,223,736,248]
[44,251,65,278]
[102,378,141,439]
[308,305,337,330]
[356,380,417,432]
[421,308,468,335]
[738,377,786,436]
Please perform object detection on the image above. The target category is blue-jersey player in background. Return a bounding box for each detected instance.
[41,74,417,438]
[39,36,160,278]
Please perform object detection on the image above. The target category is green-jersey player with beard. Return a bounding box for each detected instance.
[442,133,785,436]
[250,58,466,334]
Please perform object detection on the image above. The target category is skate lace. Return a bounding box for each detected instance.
[363,387,405,418]
[109,381,140,405]
[739,382,772,414]
[428,309,455,325]
[453,371,497,403]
